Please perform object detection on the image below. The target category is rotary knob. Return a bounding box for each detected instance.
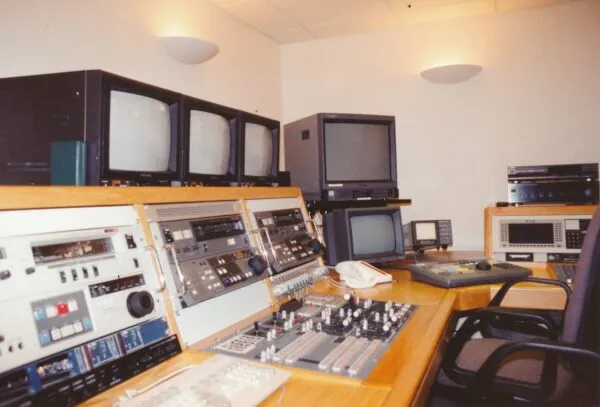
[308,238,324,254]
[127,291,155,318]
[248,255,268,275]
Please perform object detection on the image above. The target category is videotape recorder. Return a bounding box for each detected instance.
[0,205,180,406]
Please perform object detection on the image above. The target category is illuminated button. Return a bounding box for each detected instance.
[39,331,51,346]
[182,230,193,239]
[82,317,93,332]
[57,303,69,315]
[33,307,46,321]
[73,321,83,333]
[173,230,183,241]
[50,328,62,341]
[207,285,213,291]
[67,300,79,312]
[61,325,75,337]
[45,305,58,318]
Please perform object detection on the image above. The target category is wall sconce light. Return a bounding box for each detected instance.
[420,64,482,84]
[158,36,219,65]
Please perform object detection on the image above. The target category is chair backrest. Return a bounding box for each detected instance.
[561,207,600,345]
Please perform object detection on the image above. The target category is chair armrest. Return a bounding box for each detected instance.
[468,306,559,335]
[460,340,600,407]
[489,277,572,307]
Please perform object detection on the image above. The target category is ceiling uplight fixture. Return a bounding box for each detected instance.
[420,64,482,84]
[158,36,219,65]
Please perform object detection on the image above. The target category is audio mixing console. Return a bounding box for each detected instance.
[210,293,417,379]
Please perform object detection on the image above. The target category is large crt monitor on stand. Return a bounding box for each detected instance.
[284,113,398,202]
[323,206,405,265]
[182,96,239,186]
[238,112,281,186]
[0,70,181,186]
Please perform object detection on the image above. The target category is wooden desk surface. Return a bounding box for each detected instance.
[84,253,565,407]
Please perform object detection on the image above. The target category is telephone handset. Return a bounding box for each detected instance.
[335,261,392,289]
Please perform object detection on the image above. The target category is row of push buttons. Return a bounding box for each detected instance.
[39,317,93,346]
[34,299,79,320]
[60,265,99,283]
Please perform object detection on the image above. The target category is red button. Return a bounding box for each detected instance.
[56,303,69,315]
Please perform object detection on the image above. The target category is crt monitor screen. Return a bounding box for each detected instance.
[415,222,437,240]
[188,110,231,175]
[350,214,397,256]
[244,123,273,177]
[109,91,172,172]
[324,122,391,182]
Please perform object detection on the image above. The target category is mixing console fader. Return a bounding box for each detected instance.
[210,293,417,379]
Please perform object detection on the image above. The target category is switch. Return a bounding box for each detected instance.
[67,299,79,312]
[133,258,139,268]
[25,267,35,275]
[82,267,89,279]
[39,331,51,346]
[61,325,75,337]
[50,328,62,341]
[45,305,58,318]
[125,234,137,249]
[82,317,93,331]
[33,307,46,321]
[71,269,78,281]
[73,321,83,333]
[93,266,99,277]
[57,303,69,315]
[0,270,11,280]
[60,271,67,283]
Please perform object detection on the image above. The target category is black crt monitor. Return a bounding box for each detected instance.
[0,70,182,186]
[323,206,405,265]
[101,73,181,186]
[238,112,280,186]
[283,113,398,202]
[181,96,239,186]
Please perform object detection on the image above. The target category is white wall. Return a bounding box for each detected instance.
[0,0,282,119]
[281,0,600,250]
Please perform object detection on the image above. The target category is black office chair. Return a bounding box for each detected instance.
[434,207,600,406]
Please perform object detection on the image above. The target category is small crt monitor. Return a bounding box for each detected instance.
[182,96,239,186]
[103,75,181,185]
[323,207,404,265]
[403,220,453,253]
[238,112,280,185]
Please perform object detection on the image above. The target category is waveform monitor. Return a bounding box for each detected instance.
[323,206,405,265]
[182,96,239,186]
[284,113,398,202]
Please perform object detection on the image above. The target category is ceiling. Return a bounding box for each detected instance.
[206,0,574,43]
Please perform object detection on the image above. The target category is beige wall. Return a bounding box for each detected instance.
[281,0,600,250]
[0,0,282,119]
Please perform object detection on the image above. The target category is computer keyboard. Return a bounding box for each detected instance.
[550,263,577,284]
[116,354,291,407]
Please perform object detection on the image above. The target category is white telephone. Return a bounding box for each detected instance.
[335,261,392,289]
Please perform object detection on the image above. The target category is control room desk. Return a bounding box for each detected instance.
[86,259,565,407]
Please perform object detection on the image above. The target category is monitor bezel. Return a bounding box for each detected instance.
[345,207,404,263]
[99,74,181,185]
[320,113,397,185]
[181,96,239,186]
[237,112,280,186]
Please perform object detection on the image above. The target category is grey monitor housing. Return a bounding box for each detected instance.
[283,113,398,202]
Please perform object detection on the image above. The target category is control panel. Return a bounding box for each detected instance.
[0,205,176,405]
[491,214,592,262]
[145,201,272,347]
[209,293,417,379]
[246,198,323,276]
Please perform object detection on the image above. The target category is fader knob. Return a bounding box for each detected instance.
[126,291,155,318]
[248,255,268,275]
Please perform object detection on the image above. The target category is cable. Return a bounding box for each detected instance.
[277,385,287,407]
